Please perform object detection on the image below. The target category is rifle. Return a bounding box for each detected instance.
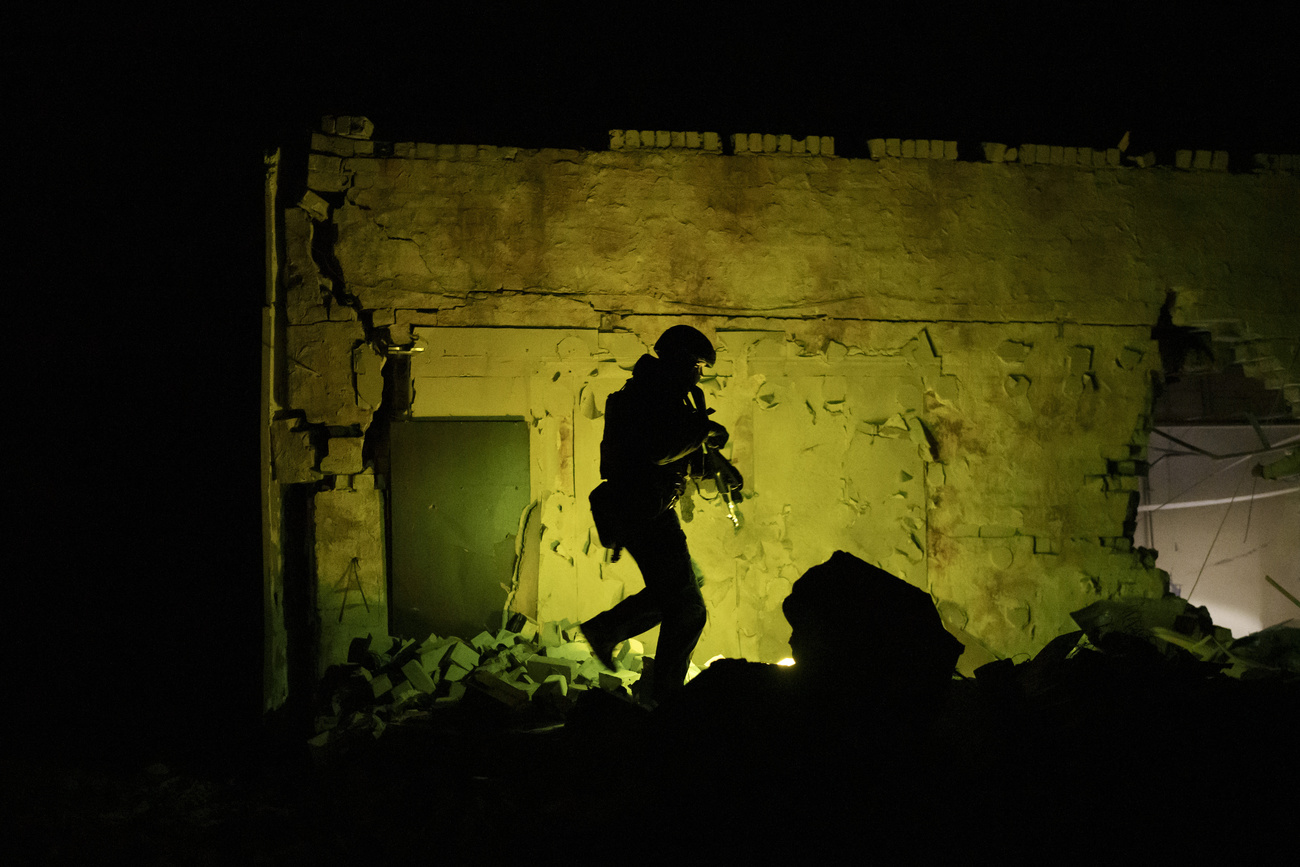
[689,387,744,528]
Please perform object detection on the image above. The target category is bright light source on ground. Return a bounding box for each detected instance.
[777,658,795,666]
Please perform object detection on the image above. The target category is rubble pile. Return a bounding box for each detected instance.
[1069,594,1299,678]
[307,617,684,759]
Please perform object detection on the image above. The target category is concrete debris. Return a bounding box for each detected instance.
[1070,596,1299,678]
[309,619,656,759]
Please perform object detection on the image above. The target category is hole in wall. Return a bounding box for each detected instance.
[1140,304,1299,637]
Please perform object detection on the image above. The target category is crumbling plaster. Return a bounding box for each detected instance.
[265,123,1298,701]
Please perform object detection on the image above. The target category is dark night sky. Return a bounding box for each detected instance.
[9,5,1297,757]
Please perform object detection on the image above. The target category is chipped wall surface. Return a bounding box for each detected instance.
[313,486,387,676]
[265,125,1298,691]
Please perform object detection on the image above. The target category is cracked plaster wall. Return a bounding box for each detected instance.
[266,125,1298,692]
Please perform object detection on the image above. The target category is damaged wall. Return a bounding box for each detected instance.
[263,120,1298,708]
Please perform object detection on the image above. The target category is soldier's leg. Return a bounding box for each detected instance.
[625,510,706,703]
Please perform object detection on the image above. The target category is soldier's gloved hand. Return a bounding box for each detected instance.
[708,451,744,500]
[704,421,729,448]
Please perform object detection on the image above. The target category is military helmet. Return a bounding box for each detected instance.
[654,324,716,366]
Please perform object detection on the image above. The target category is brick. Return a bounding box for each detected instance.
[297,189,330,221]
[778,134,792,153]
[1049,145,1064,165]
[671,131,686,148]
[1019,144,1036,164]
[515,620,540,643]
[419,633,449,658]
[390,680,416,703]
[731,133,748,153]
[807,135,820,155]
[944,140,958,160]
[575,657,603,684]
[1037,144,1053,164]
[446,640,480,671]
[473,669,532,707]
[389,638,419,669]
[1211,151,1229,171]
[915,139,929,159]
[320,435,364,475]
[930,139,944,158]
[1106,148,1121,166]
[763,133,777,152]
[749,133,762,152]
[599,669,637,694]
[625,130,641,148]
[545,640,593,662]
[702,132,720,151]
[902,139,916,158]
[418,644,454,670]
[332,116,374,140]
[537,674,568,697]
[503,644,533,668]
[435,682,466,706]
[526,655,577,682]
[885,138,901,157]
[656,130,670,148]
[444,662,472,682]
[820,136,834,156]
[685,131,700,149]
[982,142,1006,162]
[402,659,438,693]
[307,153,350,192]
[312,133,353,157]
[608,130,624,150]
[1175,150,1192,169]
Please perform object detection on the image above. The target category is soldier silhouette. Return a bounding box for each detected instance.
[583,325,741,707]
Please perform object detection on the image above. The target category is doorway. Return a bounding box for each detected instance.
[389,419,530,641]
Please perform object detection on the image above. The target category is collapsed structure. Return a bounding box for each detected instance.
[260,117,1298,716]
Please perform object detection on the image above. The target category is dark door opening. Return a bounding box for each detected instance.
[389,419,530,641]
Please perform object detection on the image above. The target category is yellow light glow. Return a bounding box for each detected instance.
[702,654,727,669]
[776,658,795,666]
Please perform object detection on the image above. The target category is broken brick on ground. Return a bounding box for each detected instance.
[307,618,691,761]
